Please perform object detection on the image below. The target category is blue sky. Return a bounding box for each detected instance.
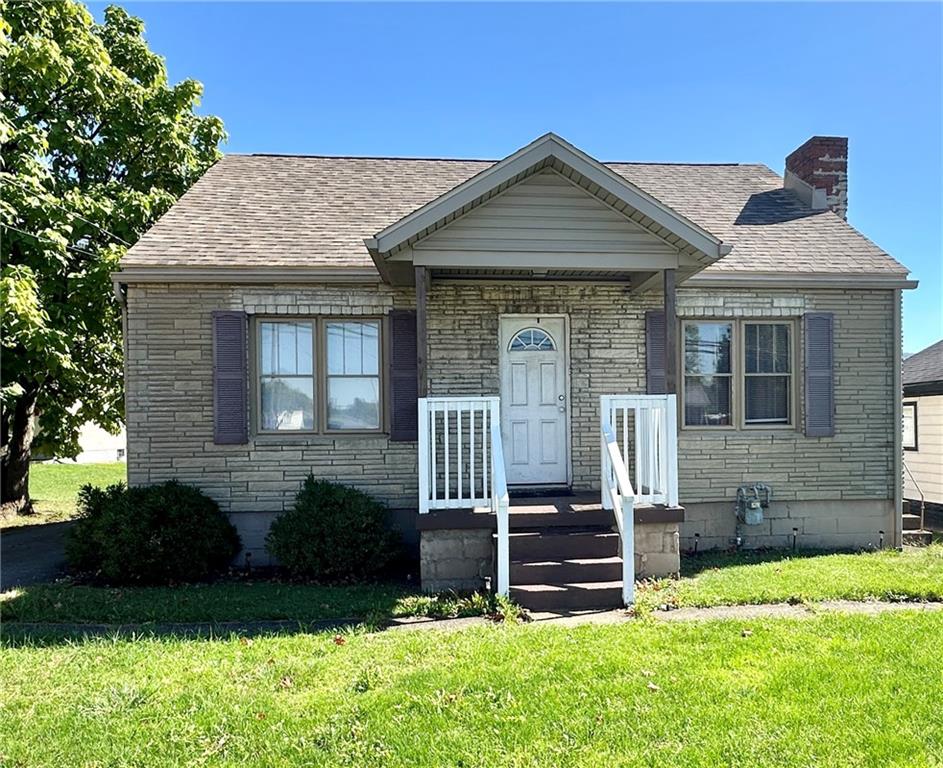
[98,2,942,352]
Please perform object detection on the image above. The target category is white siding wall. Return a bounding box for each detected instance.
[413,168,677,261]
[904,394,943,504]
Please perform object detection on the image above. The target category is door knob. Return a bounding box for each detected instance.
[558,405,566,412]
[558,394,565,401]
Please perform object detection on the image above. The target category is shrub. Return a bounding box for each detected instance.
[266,477,399,582]
[65,481,241,585]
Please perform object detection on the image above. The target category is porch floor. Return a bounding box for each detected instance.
[415,492,684,531]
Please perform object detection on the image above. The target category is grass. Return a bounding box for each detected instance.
[635,543,943,614]
[4,545,941,627]
[1,462,126,528]
[0,611,940,766]
[0,581,519,625]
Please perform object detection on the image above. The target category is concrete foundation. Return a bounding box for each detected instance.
[634,522,681,578]
[419,529,494,593]
[680,499,896,551]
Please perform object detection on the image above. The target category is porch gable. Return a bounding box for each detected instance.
[365,133,732,286]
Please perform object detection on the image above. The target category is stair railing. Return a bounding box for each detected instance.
[490,402,510,597]
[602,423,636,606]
[418,396,509,596]
[903,460,927,532]
[600,394,679,508]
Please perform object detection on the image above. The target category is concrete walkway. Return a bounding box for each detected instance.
[0,521,73,590]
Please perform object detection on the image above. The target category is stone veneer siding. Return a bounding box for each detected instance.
[125,281,896,559]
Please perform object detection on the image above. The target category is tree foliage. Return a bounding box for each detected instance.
[0,0,225,510]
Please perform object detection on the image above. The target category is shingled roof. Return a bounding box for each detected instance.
[904,339,943,388]
[120,152,908,278]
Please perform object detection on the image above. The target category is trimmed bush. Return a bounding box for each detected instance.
[65,481,241,585]
[266,477,399,582]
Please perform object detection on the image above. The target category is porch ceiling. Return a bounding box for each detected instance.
[364,133,732,286]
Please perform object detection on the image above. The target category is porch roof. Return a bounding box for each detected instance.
[364,134,732,284]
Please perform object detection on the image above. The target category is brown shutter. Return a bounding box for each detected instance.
[212,311,248,445]
[804,312,835,437]
[646,309,667,394]
[389,309,419,442]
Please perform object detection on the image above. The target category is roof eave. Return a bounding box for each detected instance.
[112,265,383,285]
[684,271,917,290]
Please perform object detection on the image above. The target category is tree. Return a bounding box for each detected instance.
[0,1,226,514]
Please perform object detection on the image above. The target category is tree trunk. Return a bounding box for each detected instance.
[1,385,38,516]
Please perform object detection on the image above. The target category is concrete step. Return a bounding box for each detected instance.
[902,513,923,531]
[508,529,620,561]
[511,581,624,611]
[510,556,623,585]
[903,530,934,547]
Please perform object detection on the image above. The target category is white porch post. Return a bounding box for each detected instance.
[417,398,429,514]
[666,394,679,507]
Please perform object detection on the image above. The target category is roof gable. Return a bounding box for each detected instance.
[365,134,731,272]
[390,168,691,273]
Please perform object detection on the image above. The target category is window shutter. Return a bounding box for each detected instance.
[389,309,419,442]
[646,310,667,394]
[804,312,835,437]
[212,311,248,445]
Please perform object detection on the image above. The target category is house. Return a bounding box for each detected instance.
[113,133,916,610]
[903,339,943,536]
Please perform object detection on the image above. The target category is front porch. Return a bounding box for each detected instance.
[415,394,682,610]
[365,135,723,609]
[417,492,684,610]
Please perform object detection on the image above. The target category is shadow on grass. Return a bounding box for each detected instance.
[0,617,376,649]
[0,579,511,648]
[679,547,867,578]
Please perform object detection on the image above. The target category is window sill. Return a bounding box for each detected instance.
[252,431,388,444]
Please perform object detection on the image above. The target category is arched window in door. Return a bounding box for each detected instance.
[508,328,556,352]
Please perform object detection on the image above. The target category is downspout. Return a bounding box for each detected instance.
[893,288,903,548]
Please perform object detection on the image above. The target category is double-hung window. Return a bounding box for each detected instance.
[325,321,381,430]
[259,321,315,431]
[257,318,381,433]
[682,320,794,429]
[744,322,792,425]
[683,321,733,427]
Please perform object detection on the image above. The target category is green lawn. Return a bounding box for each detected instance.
[4,545,941,626]
[635,544,943,613]
[1,462,126,528]
[1,612,940,767]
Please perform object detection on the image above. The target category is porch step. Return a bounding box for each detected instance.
[507,525,625,610]
[509,529,620,560]
[510,556,623,585]
[902,513,923,531]
[509,507,614,530]
[903,530,934,547]
[510,581,623,611]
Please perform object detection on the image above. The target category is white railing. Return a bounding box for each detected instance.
[600,394,679,509]
[602,423,635,606]
[418,396,509,596]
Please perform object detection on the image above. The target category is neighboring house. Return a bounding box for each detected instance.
[71,422,126,464]
[903,339,943,530]
[113,133,916,610]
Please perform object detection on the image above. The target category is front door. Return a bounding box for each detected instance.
[499,316,568,486]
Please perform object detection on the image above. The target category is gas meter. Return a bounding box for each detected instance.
[736,483,772,526]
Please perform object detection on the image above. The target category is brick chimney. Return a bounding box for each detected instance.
[784,136,848,219]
